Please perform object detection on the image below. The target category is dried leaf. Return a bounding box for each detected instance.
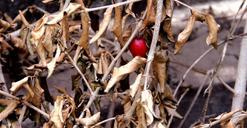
[130,73,142,98]
[152,121,167,128]
[90,7,113,44]
[125,2,136,18]
[141,90,158,125]
[61,12,69,48]
[162,17,175,42]
[10,77,29,93]
[136,102,147,128]
[153,51,168,93]
[165,0,173,17]
[26,78,44,123]
[46,3,81,25]
[31,16,48,41]
[165,106,182,119]
[122,95,132,114]
[42,24,60,59]
[221,121,234,128]
[175,15,196,54]
[0,19,11,32]
[0,99,19,121]
[193,111,237,128]
[112,5,123,47]
[23,83,35,97]
[78,4,90,52]
[105,56,146,92]
[36,41,47,66]
[141,0,156,30]
[42,0,53,3]
[19,10,30,26]
[0,37,14,51]
[96,52,110,75]
[10,36,26,50]
[76,112,100,126]
[192,10,205,22]
[47,45,61,78]
[50,95,75,128]
[122,25,132,43]
[205,14,219,48]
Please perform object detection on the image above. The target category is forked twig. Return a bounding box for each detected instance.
[177,72,210,128]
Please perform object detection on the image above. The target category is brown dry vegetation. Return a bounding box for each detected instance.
[0,0,246,128]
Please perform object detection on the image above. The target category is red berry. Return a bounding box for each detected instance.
[129,37,148,57]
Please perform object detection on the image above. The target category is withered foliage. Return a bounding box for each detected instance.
[0,0,223,128]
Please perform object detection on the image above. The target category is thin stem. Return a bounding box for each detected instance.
[82,0,141,13]
[73,87,100,128]
[91,117,116,128]
[173,0,206,15]
[217,76,235,94]
[177,73,209,128]
[0,90,49,119]
[64,51,93,94]
[173,0,193,10]
[173,33,247,97]
[143,0,163,90]
[23,101,50,119]
[167,88,189,128]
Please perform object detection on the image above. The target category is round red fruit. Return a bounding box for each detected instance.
[129,37,148,57]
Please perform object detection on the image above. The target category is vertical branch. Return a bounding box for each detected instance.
[143,0,163,90]
[231,20,247,125]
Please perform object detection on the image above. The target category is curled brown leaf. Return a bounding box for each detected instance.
[163,17,175,42]
[112,5,123,47]
[79,2,90,52]
[141,0,156,30]
[50,95,75,128]
[205,14,219,48]
[61,12,69,48]
[175,15,196,54]
[153,51,168,93]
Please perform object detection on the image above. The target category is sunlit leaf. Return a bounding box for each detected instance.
[90,7,113,44]
[76,112,100,126]
[47,45,61,78]
[105,56,146,92]
[10,77,29,93]
[46,3,81,25]
[130,73,142,98]
[141,90,158,125]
